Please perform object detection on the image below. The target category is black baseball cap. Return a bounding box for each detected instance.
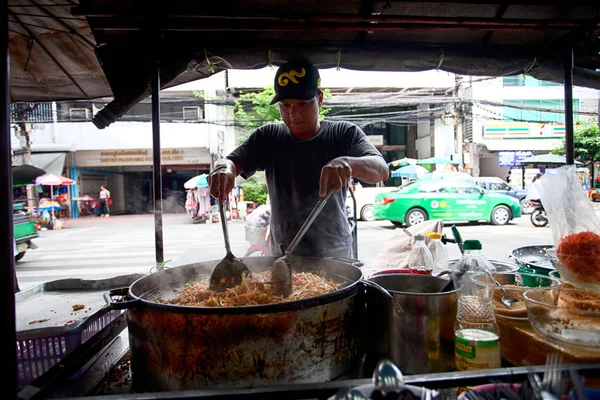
[270,60,321,105]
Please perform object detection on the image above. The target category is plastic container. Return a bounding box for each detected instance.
[427,232,449,271]
[524,287,600,350]
[407,234,435,275]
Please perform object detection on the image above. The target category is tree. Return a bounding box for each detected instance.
[552,119,600,183]
[233,87,332,203]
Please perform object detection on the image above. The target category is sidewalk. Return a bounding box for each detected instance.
[58,213,248,229]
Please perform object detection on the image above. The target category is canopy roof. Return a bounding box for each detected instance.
[8,0,600,129]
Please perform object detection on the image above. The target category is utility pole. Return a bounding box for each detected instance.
[13,103,37,211]
[454,75,465,172]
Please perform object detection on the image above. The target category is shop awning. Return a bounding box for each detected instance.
[30,153,67,177]
[7,1,600,129]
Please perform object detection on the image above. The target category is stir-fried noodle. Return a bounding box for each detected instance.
[160,270,339,307]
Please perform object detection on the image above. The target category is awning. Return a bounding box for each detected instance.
[30,153,67,177]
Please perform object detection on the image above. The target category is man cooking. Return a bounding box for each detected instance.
[208,59,389,258]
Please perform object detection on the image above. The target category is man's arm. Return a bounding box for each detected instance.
[208,159,245,201]
[319,155,389,197]
[345,155,389,183]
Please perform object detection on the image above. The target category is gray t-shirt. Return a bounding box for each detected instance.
[228,120,384,258]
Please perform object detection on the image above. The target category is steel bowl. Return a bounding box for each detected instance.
[510,245,555,275]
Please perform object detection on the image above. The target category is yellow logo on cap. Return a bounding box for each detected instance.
[278,68,306,86]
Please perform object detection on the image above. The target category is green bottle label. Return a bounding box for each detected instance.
[455,335,476,359]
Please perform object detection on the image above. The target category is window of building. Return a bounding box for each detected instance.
[502,75,561,87]
[503,99,580,123]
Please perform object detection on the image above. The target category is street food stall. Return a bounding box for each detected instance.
[4,1,600,399]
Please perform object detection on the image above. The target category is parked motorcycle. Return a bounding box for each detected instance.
[529,199,548,227]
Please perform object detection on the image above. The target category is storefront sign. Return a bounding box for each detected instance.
[484,122,565,139]
[75,148,211,167]
[498,150,533,167]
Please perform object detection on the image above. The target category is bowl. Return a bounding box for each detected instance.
[547,248,600,292]
[524,287,600,350]
[491,272,561,322]
[511,245,555,275]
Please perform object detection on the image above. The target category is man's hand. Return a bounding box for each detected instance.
[208,160,237,202]
[319,157,352,197]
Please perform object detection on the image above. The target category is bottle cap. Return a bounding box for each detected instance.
[429,232,442,240]
[463,239,482,250]
[413,234,425,241]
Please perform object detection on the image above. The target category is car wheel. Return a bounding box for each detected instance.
[520,199,534,214]
[391,221,404,228]
[491,205,511,225]
[360,204,375,222]
[15,252,25,262]
[405,208,427,227]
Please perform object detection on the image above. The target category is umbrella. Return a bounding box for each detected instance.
[517,153,582,165]
[388,157,418,168]
[35,174,76,220]
[417,156,460,165]
[391,164,429,178]
[184,174,209,189]
[12,165,46,186]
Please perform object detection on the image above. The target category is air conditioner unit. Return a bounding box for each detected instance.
[183,106,203,121]
[69,108,90,121]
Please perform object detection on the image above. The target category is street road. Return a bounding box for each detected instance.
[13,210,572,291]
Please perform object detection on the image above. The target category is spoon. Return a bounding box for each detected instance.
[270,191,333,297]
[372,359,405,397]
[489,272,519,309]
[209,201,251,292]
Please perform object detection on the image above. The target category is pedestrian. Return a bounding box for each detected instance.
[208,58,389,258]
[99,185,111,217]
[506,170,512,184]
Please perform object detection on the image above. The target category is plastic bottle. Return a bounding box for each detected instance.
[406,234,435,274]
[427,232,449,271]
[451,239,501,371]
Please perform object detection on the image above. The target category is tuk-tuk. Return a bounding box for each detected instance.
[13,203,38,261]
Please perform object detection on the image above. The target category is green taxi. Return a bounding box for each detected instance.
[373,179,522,227]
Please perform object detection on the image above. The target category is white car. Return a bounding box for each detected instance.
[346,185,393,221]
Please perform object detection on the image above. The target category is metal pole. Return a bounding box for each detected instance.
[152,59,164,265]
[2,0,19,392]
[564,48,575,165]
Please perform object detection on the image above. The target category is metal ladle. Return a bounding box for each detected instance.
[209,201,251,292]
[270,191,333,297]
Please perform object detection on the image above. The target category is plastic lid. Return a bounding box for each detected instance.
[463,239,482,250]
[429,232,442,240]
[413,234,426,241]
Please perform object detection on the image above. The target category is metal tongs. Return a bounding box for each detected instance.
[270,191,333,297]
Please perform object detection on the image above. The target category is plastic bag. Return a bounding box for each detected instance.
[366,219,443,277]
[539,165,600,290]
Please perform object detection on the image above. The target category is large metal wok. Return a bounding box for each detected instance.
[106,256,368,391]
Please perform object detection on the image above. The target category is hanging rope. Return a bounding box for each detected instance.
[524,57,537,75]
[336,49,342,71]
[436,49,445,71]
[204,48,215,73]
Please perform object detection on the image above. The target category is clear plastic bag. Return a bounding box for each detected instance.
[539,165,600,290]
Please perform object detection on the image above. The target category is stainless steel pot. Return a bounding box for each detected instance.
[105,256,367,391]
[364,273,458,375]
